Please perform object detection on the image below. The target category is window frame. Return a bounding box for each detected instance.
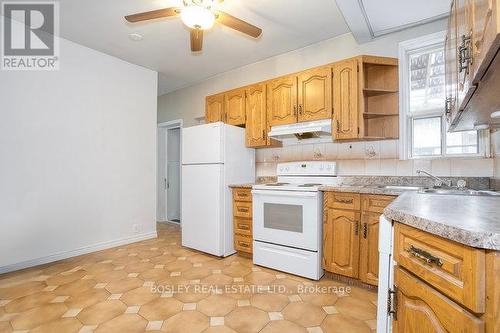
[398,31,489,160]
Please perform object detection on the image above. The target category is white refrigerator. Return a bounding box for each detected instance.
[181,122,255,257]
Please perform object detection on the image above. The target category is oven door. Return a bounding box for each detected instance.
[252,189,322,251]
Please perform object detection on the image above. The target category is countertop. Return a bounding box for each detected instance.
[228,183,254,189]
[318,185,409,196]
[384,192,500,250]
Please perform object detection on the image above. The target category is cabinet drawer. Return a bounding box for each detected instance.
[394,267,484,333]
[324,192,361,211]
[232,188,252,202]
[234,234,252,253]
[394,223,485,313]
[233,201,252,218]
[234,218,252,236]
[361,194,395,213]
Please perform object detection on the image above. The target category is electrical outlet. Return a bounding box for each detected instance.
[133,224,141,234]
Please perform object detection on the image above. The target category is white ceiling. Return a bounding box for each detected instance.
[335,0,449,42]
[58,0,350,95]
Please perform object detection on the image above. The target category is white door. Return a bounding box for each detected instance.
[181,164,223,256]
[182,123,223,164]
[252,189,321,251]
[167,128,181,221]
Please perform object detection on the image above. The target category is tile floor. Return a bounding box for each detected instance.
[0,223,377,332]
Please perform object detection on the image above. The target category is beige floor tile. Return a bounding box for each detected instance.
[104,278,143,294]
[0,282,47,300]
[54,279,96,296]
[201,274,233,288]
[334,296,376,321]
[30,317,82,333]
[45,271,85,287]
[197,295,236,316]
[121,287,159,306]
[10,303,68,330]
[268,312,283,320]
[91,270,127,283]
[173,291,209,303]
[146,320,163,330]
[322,306,338,314]
[203,325,238,333]
[251,293,289,312]
[164,260,193,272]
[4,292,56,313]
[138,298,183,321]
[140,269,171,282]
[320,314,371,333]
[124,262,154,273]
[62,308,82,317]
[94,314,147,333]
[65,289,110,309]
[225,306,270,333]
[0,321,12,332]
[282,302,326,327]
[210,316,224,326]
[300,292,338,307]
[183,302,197,311]
[182,267,211,280]
[244,272,276,285]
[161,311,209,333]
[261,320,307,333]
[237,299,250,307]
[77,300,126,325]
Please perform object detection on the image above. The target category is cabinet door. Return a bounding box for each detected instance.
[445,1,459,126]
[245,84,268,147]
[456,0,476,110]
[333,59,359,140]
[323,208,360,278]
[267,76,297,126]
[359,212,380,286]
[393,267,484,333]
[297,67,332,122]
[471,0,498,82]
[225,88,246,126]
[205,94,224,123]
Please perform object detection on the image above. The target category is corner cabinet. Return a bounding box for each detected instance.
[445,0,500,130]
[205,93,224,123]
[323,191,395,286]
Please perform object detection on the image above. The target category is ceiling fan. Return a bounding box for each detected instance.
[125,0,262,52]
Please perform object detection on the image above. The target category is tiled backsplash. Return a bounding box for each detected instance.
[256,139,496,178]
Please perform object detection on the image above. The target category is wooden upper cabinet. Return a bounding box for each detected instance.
[245,84,268,147]
[205,93,224,123]
[267,76,298,126]
[333,59,359,140]
[471,0,499,82]
[456,0,476,111]
[323,208,360,278]
[393,267,484,333]
[445,2,459,125]
[359,212,380,286]
[225,88,246,126]
[297,67,332,122]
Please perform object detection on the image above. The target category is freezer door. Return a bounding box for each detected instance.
[181,164,224,256]
[182,122,223,164]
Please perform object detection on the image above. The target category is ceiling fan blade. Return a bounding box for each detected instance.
[215,11,262,38]
[125,7,180,23]
[190,29,203,52]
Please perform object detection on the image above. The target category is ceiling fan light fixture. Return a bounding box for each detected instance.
[181,5,215,30]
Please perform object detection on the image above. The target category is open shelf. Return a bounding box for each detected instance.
[363,112,399,119]
[363,88,398,96]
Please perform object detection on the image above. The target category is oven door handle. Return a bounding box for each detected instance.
[251,189,318,197]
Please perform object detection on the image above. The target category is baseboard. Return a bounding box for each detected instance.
[0,231,158,274]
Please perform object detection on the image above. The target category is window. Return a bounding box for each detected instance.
[399,32,486,159]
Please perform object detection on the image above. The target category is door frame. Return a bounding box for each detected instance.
[157,119,183,224]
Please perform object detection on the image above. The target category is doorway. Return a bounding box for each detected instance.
[157,120,182,224]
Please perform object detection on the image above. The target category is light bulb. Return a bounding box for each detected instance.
[181,5,215,29]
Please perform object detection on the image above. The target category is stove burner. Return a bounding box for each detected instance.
[298,183,322,187]
[265,182,290,186]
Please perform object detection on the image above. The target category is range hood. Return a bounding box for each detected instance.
[268,119,333,144]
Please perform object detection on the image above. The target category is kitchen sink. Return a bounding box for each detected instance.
[367,185,421,191]
[418,188,500,196]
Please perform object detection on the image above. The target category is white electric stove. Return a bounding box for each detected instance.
[251,161,337,280]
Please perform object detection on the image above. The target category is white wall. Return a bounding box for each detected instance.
[0,37,158,272]
[158,19,447,126]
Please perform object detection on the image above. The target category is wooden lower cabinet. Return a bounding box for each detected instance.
[359,212,380,285]
[323,191,395,286]
[231,187,253,255]
[393,267,484,333]
[323,208,360,278]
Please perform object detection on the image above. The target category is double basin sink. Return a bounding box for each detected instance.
[368,185,500,197]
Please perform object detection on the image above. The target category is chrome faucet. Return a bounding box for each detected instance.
[416,170,452,188]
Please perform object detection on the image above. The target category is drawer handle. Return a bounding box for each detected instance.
[363,223,368,239]
[407,245,443,267]
[237,207,249,213]
[237,193,249,197]
[336,198,353,204]
[238,241,250,248]
[237,224,250,230]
